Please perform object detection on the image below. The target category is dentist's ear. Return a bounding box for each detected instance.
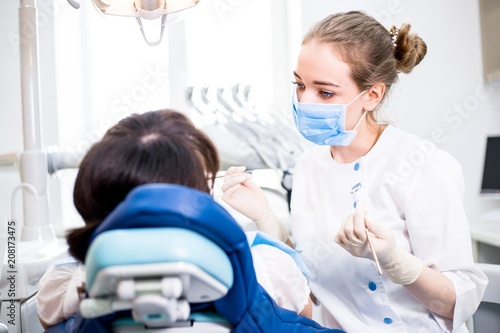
[364,83,385,111]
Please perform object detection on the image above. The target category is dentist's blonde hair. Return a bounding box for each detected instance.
[303,11,427,107]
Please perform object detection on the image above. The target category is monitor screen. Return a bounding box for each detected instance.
[481,136,500,194]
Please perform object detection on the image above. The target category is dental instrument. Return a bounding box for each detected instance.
[215,171,252,179]
[350,183,382,275]
[366,229,382,275]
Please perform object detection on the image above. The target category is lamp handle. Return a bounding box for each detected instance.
[136,14,167,46]
[67,0,80,9]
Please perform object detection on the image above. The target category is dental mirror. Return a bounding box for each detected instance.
[350,182,362,208]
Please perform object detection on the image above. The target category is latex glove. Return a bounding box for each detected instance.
[335,203,423,285]
[221,166,288,242]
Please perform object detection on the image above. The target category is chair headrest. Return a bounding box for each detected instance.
[85,228,234,294]
[90,184,247,252]
[87,183,260,325]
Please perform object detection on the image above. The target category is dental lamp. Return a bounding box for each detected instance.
[69,0,201,46]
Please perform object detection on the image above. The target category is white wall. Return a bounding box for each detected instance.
[300,0,500,223]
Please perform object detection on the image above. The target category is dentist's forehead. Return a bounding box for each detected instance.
[295,41,353,88]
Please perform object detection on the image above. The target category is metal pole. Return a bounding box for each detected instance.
[18,0,54,241]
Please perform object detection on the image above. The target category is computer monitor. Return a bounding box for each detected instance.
[481,136,500,196]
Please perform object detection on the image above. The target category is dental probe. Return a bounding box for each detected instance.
[350,183,382,275]
[365,228,382,275]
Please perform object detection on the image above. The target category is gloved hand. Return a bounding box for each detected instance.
[335,203,423,285]
[221,166,288,242]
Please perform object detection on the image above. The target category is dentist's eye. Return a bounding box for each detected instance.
[320,91,335,98]
[292,81,305,90]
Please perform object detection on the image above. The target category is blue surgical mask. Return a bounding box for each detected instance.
[292,89,367,146]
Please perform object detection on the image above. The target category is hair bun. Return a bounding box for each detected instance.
[391,23,427,74]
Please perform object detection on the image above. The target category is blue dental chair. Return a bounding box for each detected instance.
[57,184,344,333]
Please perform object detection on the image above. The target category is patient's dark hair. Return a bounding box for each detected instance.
[67,109,219,262]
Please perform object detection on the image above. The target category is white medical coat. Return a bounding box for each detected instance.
[291,125,488,333]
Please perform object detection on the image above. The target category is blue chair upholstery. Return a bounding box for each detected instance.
[69,183,345,333]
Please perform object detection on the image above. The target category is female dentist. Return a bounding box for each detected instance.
[221,10,488,332]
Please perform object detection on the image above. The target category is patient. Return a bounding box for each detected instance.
[36,109,311,329]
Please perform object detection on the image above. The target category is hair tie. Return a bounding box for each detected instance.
[389,26,399,47]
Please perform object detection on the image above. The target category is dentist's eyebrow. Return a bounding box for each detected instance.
[293,71,341,88]
[313,80,340,88]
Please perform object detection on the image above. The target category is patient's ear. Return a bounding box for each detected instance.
[299,297,313,319]
[39,317,50,330]
[77,282,87,299]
